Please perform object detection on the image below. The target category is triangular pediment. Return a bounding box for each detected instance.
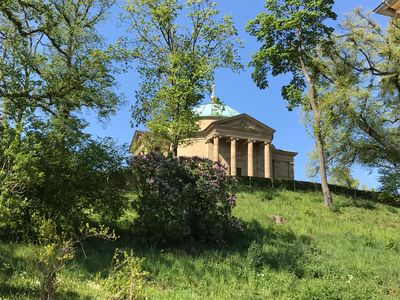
[205,114,276,134]
[130,130,146,153]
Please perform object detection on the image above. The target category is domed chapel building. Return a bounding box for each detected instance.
[130,98,297,180]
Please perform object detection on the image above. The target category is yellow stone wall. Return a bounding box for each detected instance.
[177,139,295,180]
[198,118,221,131]
[235,141,247,176]
[393,1,400,12]
[272,154,295,180]
[177,138,207,158]
[255,143,265,178]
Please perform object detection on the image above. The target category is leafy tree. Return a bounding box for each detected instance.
[1,0,119,113]
[246,0,337,206]
[328,167,359,189]
[1,121,128,238]
[318,10,400,195]
[119,0,243,157]
[306,147,359,189]
[134,131,171,155]
[0,0,126,237]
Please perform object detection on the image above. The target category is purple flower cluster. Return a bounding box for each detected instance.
[231,217,245,233]
[129,153,238,244]
[226,193,237,207]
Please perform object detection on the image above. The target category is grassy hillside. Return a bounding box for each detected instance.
[1,189,400,299]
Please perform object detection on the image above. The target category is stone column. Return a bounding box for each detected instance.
[264,142,273,179]
[213,136,220,162]
[248,140,254,177]
[230,138,237,176]
[289,162,295,180]
[206,140,210,160]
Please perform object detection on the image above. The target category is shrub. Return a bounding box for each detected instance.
[104,249,148,300]
[35,220,116,300]
[130,153,237,245]
[247,241,266,271]
[329,202,342,213]
[0,124,128,240]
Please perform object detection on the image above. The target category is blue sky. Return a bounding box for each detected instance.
[86,0,389,189]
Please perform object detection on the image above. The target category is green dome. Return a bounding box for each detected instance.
[193,102,240,118]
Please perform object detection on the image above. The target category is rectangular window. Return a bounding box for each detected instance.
[236,167,242,176]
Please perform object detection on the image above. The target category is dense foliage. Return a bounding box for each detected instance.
[0,121,128,239]
[117,0,242,156]
[0,0,126,240]
[246,0,337,206]
[314,10,400,196]
[130,153,237,245]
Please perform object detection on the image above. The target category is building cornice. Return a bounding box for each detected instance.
[374,0,400,17]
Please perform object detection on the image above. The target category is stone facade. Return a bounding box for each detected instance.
[131,105,297,180]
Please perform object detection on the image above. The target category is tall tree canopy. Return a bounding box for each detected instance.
[119,0,243,156]
[246,0,337,206]
[0,0,126,237]
[317,10,400,195]
[0,0,119,122]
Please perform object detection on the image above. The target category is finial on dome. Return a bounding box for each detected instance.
[211,81,219,104]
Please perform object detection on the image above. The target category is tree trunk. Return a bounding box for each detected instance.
[298,44,333,207]
[172,146,178,158]
[353,113,400,162]
[0,51,6,132]
[40,271,56,300]
[170,140,178,158]
[314,123,333,207]
[0,99,6,130]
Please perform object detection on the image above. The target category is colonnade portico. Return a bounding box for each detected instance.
[211,135,273,178]
[230,137,237,176]
[132,112,297,180]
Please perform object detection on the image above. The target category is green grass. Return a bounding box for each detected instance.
[1,189,400,299]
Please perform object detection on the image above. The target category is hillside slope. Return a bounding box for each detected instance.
[1,189,400,299]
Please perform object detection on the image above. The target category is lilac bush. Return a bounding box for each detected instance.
[130,153,237,245]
